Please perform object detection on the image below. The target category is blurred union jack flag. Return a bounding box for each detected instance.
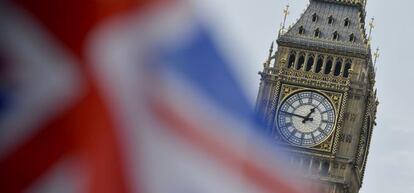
[0,0,315,193]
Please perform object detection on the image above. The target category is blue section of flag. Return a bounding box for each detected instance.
[158,24,257,123]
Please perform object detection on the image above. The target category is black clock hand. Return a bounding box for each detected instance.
[281,111,314,121]
[303,100,323,123]
[303,108,316,123]
[306,103,319,117]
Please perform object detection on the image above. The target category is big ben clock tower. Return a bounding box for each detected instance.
[256,0,379,192]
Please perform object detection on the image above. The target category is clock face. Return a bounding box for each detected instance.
[276,91,336,147]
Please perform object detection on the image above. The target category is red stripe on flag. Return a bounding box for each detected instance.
[0,89,131,193]
[14,0,157,58]
[0,112,73,193]
[152,99,310,193]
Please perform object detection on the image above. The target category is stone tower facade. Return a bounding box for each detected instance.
[256,0,379,192]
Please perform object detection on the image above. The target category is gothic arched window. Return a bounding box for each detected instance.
[334,58,343,76]
[312,160,320,174]
[344,18,351,27]
[324,57,333,74]
[288,52,296,68]
[315,56,324,73]
[297,54,305,70]
[321,161,330,176]
[328,16,334,24]
[306,54,315,71]
[299,26,305,35]
[314,28,321,38]
[349,34,356,42]
[344,60,352,78]
[312,13,318,22]
[333,31,339,41]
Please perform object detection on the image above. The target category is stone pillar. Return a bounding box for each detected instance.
[331,57,337,76]
[340,60,346,77]
[294,53,300,70]
[312,54,320,73]
[302,53,309,71]
[321,56,328,73]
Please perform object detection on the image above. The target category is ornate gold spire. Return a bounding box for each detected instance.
[282,5,289,30]
[279,4,290,36]
[264,41,274,68]
[368,18,375,43]
[373,47,380,66]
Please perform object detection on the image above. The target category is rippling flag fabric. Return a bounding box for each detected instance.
[0,0,314,193]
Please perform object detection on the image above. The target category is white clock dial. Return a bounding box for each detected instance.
[276,91,336,147]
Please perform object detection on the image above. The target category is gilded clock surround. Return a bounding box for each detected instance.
[276,89,337,147]
[273,85,344,154]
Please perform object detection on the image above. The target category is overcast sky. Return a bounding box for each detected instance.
[192,0,414,192]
